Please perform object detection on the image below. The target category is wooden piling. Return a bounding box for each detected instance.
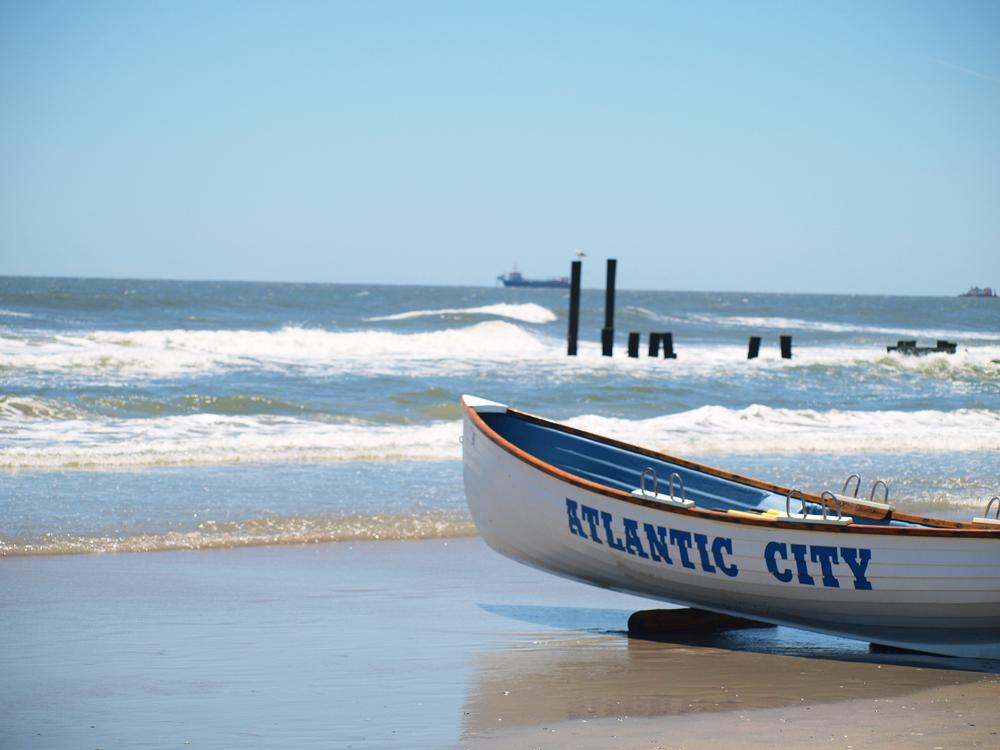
[661,332,677,359]
[627,332,640,358]
[602,259,616,356]
[780,335,792,359]
[937,340,957,354]
[648,332,661,357]
[566,260,582,356]
[888,339,958,356]
[887,340,917,355]
[748,336,761,359]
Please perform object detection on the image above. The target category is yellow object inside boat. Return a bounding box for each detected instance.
[726,508,783,520]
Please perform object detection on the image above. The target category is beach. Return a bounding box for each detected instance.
[3,537,998,749]
[2,278,1000,747]
[5,0,1000,744]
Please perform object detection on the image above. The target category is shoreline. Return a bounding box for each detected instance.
[3,537,998,749]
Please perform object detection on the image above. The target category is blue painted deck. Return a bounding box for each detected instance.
[483,411,918,527]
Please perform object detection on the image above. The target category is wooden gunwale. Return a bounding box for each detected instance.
[465,403,1000,539]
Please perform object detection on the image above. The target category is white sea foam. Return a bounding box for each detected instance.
[2,322,998,382]
[2,405,998,470]
[682,313,1000,341]
[0,321,554,379]
[566,405,1000,455]
[366,302,557,324]
[0,309,33,318]
[0,415,463,469]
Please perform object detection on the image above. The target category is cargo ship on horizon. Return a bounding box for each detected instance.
[497,266,570,289]
[959,285,997,298]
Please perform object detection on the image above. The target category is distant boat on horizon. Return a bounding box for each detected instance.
[959,285,997,298]
[497,265,570,289]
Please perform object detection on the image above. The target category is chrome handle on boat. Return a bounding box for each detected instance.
[869,480,889,503]
[842,474,862,498]
[986,496,1000,520]
[821,491,843,521]
[668,473,686,503]
[640,467,659,498]
[786,489,806,519]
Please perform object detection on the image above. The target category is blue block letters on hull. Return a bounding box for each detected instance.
[565,498,873,590]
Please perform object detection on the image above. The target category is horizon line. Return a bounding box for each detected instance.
[0,272,982,299]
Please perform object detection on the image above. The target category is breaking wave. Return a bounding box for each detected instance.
[3,323,999,382]
[0,321,554,379]
[0,511,478,556]
[0,415,462,469]
[367,302,557,324]
[681,313,1000,341]
[3,404,998,470]
[0,395,80,419]
[566,405,1000,455]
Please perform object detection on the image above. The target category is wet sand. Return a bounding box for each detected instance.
[463,679,1000,749]
[2,537,998,749]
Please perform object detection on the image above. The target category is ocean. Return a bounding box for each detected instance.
[2,276,999,556]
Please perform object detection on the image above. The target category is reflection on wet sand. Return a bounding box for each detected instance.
[461,605,996,739]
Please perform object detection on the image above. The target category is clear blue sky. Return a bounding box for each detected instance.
[1,0,998,293]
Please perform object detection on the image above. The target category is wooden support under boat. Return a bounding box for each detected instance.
[628,608,776,639]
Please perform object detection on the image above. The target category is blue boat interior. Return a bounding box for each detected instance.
[482,411,919,527]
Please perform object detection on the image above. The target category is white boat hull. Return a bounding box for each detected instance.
[462,404,1000,658]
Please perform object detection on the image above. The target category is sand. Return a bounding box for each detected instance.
[2,537,997,749]
[462,679,1000,749]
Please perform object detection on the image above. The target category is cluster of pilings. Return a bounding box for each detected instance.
[886,339,957,356]
[563,260,960,361]
[566,258,795,359]
[567,258,628,357]
[626,332,676,358]
[749,335,793,359]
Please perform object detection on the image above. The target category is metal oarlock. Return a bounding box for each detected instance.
[985,496,1000,520]
[640,466,658,498]
[820,491,844,521]
[786,488,806,519]
[869,480,889,503]
[669,473,686,504]
[842,474,862,498]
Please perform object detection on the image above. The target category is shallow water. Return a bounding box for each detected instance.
[2,276,999,554]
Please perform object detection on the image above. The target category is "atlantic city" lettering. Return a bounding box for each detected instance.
[565,498,873,590]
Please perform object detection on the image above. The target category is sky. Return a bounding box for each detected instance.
[1,0,998,294]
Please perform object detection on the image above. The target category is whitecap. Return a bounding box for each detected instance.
[682,313,1000,341]
[0,415,463,469]
[3,404,998,471]
[566,405,1000,456]
[1,323,997,383]
[367,302,557,324]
